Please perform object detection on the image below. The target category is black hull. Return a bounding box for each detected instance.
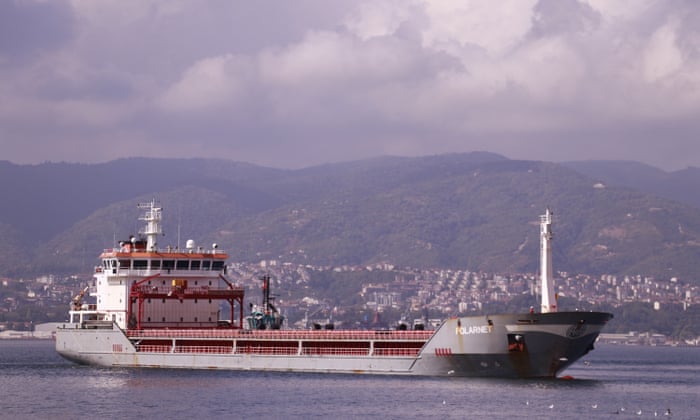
[412,311,613,378]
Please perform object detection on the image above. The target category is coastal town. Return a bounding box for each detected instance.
[2,259,699,345]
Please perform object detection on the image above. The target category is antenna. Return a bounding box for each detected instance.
[177,202,182,250]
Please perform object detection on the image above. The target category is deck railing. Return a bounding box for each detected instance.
[374,348,420,356]
[174,345,234,354]
[135,344,421,357]
[233,346,299,356]
[127,329,433,341]
[137,345,171,353]
[300,347,369,356]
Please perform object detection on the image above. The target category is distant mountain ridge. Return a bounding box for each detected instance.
[2,153,700,284]
[563,160,700,209]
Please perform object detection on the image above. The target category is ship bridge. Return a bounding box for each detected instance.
[72,199,245,331]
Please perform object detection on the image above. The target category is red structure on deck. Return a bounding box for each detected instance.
[127,273,245,330]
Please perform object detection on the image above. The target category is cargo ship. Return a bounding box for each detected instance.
[56,200,612,377]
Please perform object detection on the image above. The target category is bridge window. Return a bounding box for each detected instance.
[133,260,148,269]
[150,260,161,269]
[176,260,189,270]
[190,260,200,270]
[202,260,211,270]
[212,261,224,271]
[163,260,175,270]
[118,260,131,269]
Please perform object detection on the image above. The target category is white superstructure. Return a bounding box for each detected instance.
[68,199,241,330]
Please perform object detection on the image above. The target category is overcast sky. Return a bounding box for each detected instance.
[1,0,698,170]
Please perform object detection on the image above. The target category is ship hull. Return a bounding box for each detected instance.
[56,311,611,378]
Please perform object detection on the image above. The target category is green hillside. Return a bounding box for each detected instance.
[2,154,700,283]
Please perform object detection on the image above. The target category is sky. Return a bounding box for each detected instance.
[1,0,699,171]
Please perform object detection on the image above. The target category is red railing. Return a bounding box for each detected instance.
[127,329,433,342]
[136,344,420,357]
[372,348,420,357]
[234,346,299,356]
[300,347,369,356]
[138,345,171,353]
[174,346,232,354]
[130,286,244,296]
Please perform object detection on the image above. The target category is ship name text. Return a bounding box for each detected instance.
[456,325,492,335]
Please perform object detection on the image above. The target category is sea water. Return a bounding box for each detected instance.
[0,340,698,419]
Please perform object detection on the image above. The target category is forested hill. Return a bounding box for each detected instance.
[563,160,700,209]
[2,153,700,284]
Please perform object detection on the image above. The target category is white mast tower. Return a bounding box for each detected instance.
[540,208,557,313]
[138,199,162,251]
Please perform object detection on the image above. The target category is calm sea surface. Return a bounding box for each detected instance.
[0,340,698,419]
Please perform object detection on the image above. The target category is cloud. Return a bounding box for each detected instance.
[421,0,536,55]
[0,0,75,61]
[643,20,683,83]
[1,0,700,170]
[158,55,253,112]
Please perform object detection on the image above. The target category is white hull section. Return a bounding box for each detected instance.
[56,326,418,374]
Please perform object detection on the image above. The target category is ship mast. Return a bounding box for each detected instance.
[540,208,557,313]
[138,199,162,251]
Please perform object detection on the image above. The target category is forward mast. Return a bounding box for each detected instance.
[540,208,557,313]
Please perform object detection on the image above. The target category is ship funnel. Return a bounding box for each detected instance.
[540,208,557,313]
